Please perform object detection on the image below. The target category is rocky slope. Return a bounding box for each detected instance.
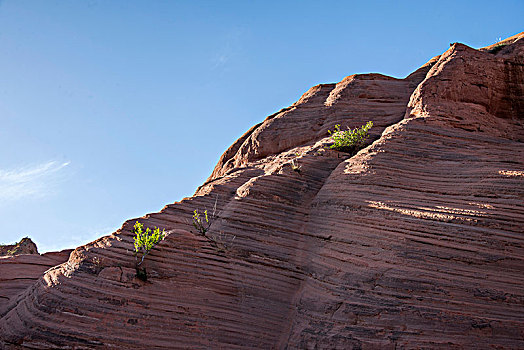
[0,250,72,317]
[1,33,523,349]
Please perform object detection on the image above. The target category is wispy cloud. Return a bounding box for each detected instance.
[211,28,244,71]
[213,53,231,70]
[0,160,70,201]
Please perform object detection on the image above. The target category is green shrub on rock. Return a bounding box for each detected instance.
[328,121,373,154]
[133,221,165,280]
[192,209,211,235]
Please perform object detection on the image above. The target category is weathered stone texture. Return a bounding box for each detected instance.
[1,33,523,349]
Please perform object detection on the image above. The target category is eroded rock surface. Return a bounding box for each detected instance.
[0,250,72,317]
[0,238,38,257]
[1,33,523,349]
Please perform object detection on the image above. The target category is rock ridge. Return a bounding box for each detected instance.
[0,238,38,257]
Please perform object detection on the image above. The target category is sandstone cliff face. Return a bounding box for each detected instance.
[0,250,71,318]
[1,33,523,349]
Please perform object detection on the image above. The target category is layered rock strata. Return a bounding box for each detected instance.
[0,250,71,317]
[1,33,523,349]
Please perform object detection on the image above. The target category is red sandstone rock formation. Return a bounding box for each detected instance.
[0,238,39,257]
[0,250,71,320]
[0,33,523,349]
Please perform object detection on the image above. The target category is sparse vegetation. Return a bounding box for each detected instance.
[207,232,236,253]
[193,209,211,235]
[133,221,166,280]
[328,121,373,154]
[0,237,38,256]
[192,198,236,254]
[91,256,104,274]
[291,159,302,173]
[192,197,218,235]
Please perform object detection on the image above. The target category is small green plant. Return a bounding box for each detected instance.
[315,148,325,156]
[133,221,166,276]
[193,209,211,235]
[192,197,218,235]
[328,121,373,154]
[291,159,301,173]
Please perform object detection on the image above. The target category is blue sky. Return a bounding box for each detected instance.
[0,0,522,252]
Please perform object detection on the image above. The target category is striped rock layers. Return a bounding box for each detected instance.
[1,33,523,349]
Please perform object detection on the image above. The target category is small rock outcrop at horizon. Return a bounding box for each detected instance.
[0,239,72,324]
[0,238,38,257]
[0,33,523,349]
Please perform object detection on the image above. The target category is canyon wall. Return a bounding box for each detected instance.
[1,33,523,349]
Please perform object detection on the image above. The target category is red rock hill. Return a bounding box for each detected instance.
[0,238,38,257]
[1,33,523,349]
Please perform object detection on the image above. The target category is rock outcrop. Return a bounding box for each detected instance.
[0,250,72,317]
[0,238,39,257]
[1,33,523,349]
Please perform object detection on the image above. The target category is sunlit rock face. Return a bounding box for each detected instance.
[1,33,523,349]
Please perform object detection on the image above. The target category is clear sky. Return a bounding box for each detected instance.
[0,0,522,252]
